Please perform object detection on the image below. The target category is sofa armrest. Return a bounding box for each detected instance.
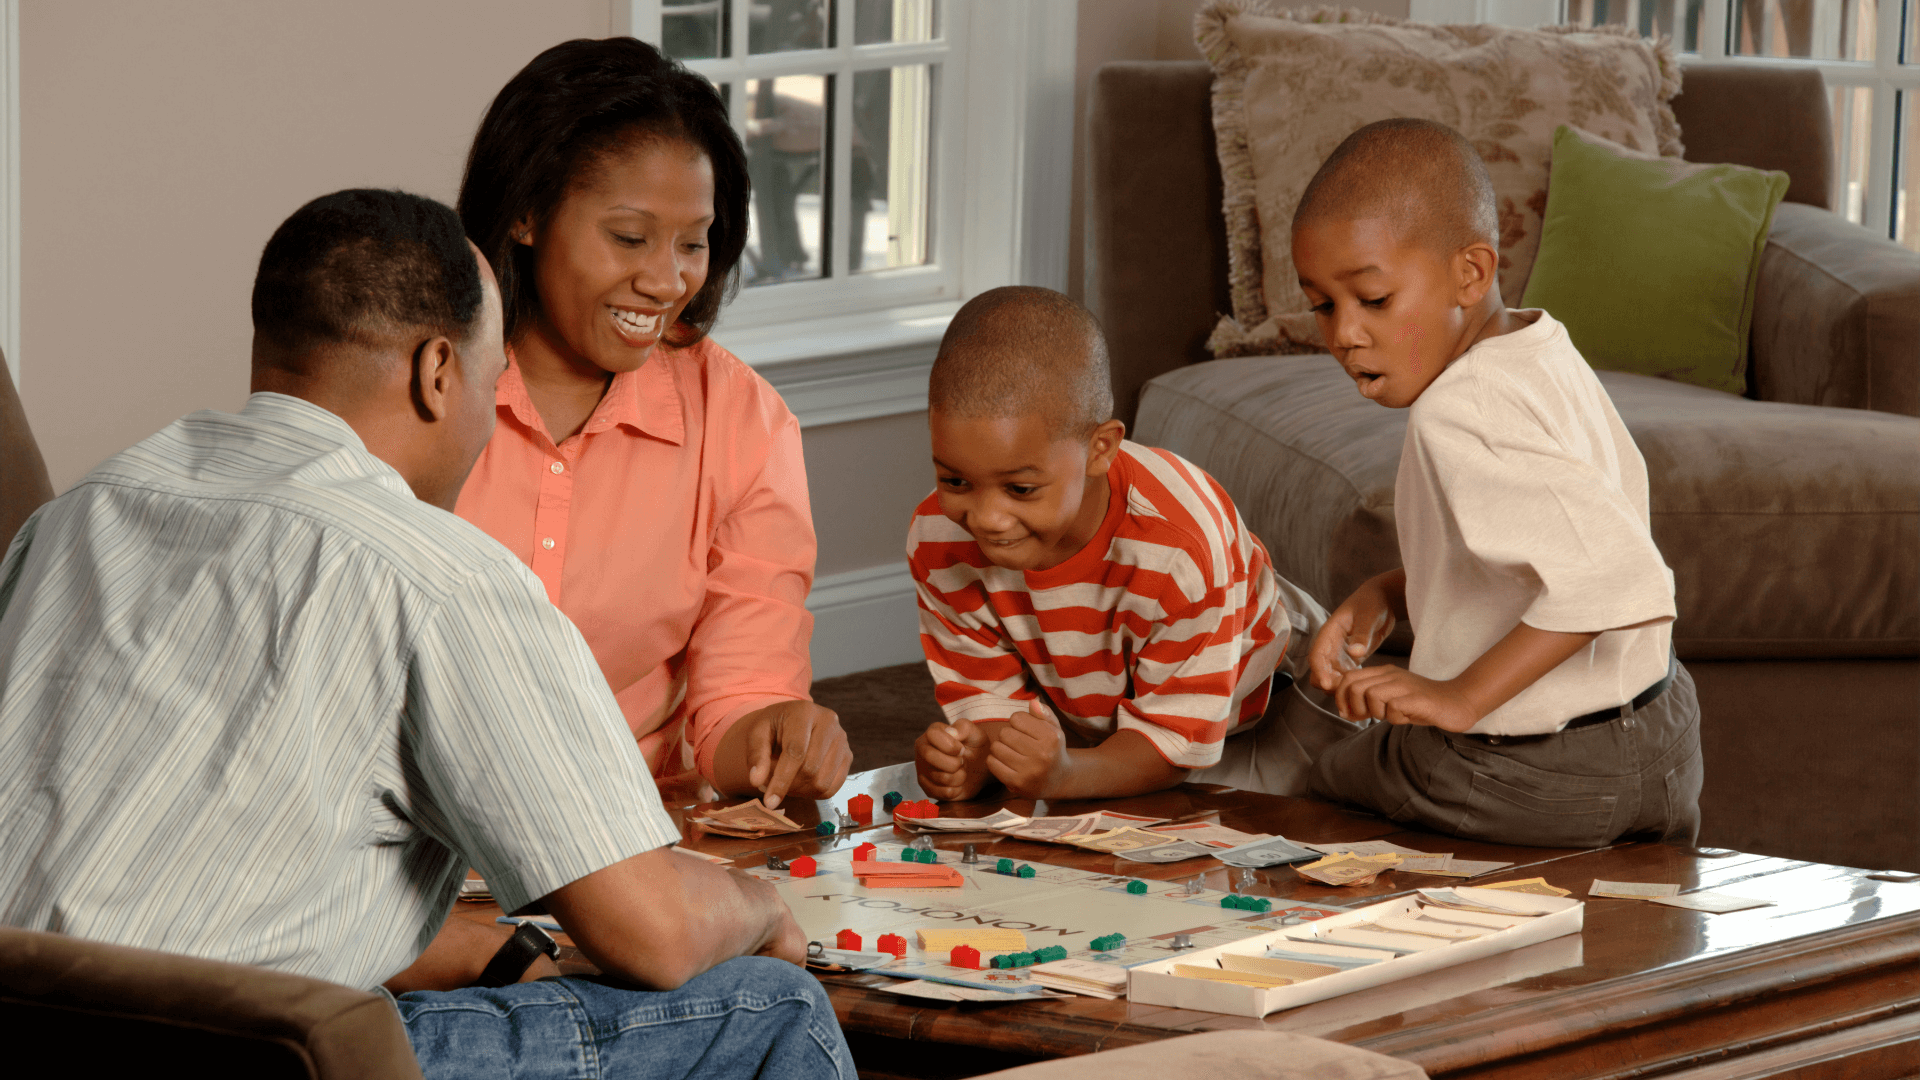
[1085,61,1228,428]
[1750,203,1920,417]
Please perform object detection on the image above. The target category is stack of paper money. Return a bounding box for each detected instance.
[892,808,1030,833]
[690,798,807,838]
[1031,957,1131,998]
[1295,852,1403,886]
[1477,877,1572,897]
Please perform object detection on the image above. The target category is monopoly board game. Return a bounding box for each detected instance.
[744,843,1345,994]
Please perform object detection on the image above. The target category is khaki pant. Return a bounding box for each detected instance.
[1308,654,1704,849]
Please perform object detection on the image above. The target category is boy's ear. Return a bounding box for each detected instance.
[1453,241,1501,308]
[1084,418,1126,477]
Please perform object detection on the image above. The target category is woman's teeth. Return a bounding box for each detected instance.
[612,309,660,337]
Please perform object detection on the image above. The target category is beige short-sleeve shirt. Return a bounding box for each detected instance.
[1398,311,1675,736]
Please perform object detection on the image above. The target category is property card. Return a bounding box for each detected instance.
[1649,890,1775,914]
[1589,879,1682,900]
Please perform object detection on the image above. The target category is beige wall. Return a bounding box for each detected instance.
[802,411,931,578]
[21,0,612,492]
[20,1,1376,598]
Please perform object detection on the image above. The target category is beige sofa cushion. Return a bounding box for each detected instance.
[1195,1,1681,358]
[1136,355,1919,660]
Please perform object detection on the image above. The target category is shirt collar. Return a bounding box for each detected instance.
[241,391,371,452]
[495,347,685,447]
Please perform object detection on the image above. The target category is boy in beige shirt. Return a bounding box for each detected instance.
[1293,119,1702,848]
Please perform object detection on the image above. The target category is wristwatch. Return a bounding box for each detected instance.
[475,921,561,988]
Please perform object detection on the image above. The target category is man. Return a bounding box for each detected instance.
[0,189,853,1078]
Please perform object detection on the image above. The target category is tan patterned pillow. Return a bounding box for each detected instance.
[1197,2,1683,357]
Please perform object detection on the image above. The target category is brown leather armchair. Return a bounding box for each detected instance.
[0,926,423,1079]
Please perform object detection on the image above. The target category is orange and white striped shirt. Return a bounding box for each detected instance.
[907,442,1293,768]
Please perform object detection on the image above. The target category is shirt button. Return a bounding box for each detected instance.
[550,461,564,474]
[541,537,556,550]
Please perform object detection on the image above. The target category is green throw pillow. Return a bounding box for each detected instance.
[1520,124,1789,395]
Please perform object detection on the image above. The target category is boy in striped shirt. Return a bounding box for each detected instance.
[909,287,1336,802]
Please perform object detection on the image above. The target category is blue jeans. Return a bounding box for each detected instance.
[395,956,854,1080]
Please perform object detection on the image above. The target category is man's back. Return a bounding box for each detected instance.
[0,392,668,990]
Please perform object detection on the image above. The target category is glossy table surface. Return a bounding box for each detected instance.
[455,764,1920,1079]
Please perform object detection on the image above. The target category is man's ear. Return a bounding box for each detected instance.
[410,336,457,422]
[1084,418,1127,477]
[1454,241,1500,308]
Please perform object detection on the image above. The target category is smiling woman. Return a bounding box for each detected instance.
[453,38,851,805]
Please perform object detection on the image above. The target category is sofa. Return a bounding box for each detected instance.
[1086,61,1919,872]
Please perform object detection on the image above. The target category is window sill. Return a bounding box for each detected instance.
[717,301,956,429]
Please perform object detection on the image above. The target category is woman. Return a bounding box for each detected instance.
[455,38,850,807]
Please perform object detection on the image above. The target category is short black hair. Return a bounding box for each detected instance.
[1293,118,1498,256]
[251,188,483,357]
[458,37,749,348]
[928,287,1114,440]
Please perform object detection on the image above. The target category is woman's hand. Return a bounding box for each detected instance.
[736,700,853,809]
[1310,569,1406,693]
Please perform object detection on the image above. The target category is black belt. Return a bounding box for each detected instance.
[1564,662,1676,730]
[1463,662,1675,745]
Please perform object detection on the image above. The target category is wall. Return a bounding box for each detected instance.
[19,1,1372,681]
[11,0,940,678]
[20,0,611,492]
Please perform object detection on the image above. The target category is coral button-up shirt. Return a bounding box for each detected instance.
[455,337,817,779]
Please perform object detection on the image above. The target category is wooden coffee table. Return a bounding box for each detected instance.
[455,764,1920,1079]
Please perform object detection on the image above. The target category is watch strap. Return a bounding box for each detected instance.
[475,922,560,988]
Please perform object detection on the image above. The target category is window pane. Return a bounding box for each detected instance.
[750,0,831,54]
[850,65,935,274]
[854,0,939,45]
[745,75,831,285]
[1733,0,1878,61]
[1899,93,1916,250]
[1562,0,1706,53]
[1831,85,1876,223]
[662,0,727,60]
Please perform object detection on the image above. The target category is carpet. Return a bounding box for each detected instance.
[810,661,943,773]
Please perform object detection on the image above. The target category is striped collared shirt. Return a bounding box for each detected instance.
[0,393,677,990]
[908,441,1296,768]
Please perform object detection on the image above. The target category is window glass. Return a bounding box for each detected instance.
[1734,0,1878,61]
[1563,0,1707,53]
[1899,93,1916,249]
[1831,85,1877,222]
[745,75,832,284]
[751,0,831,54]
[850,66,935,273]
[663,0,727,60]
[854,0,939,45]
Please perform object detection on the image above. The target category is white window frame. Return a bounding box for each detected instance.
[1417,0,1916,240]
[615,1,1077,427]
[1688,0,1914,238]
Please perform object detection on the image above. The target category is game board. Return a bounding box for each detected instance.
[745,843,1345,994]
